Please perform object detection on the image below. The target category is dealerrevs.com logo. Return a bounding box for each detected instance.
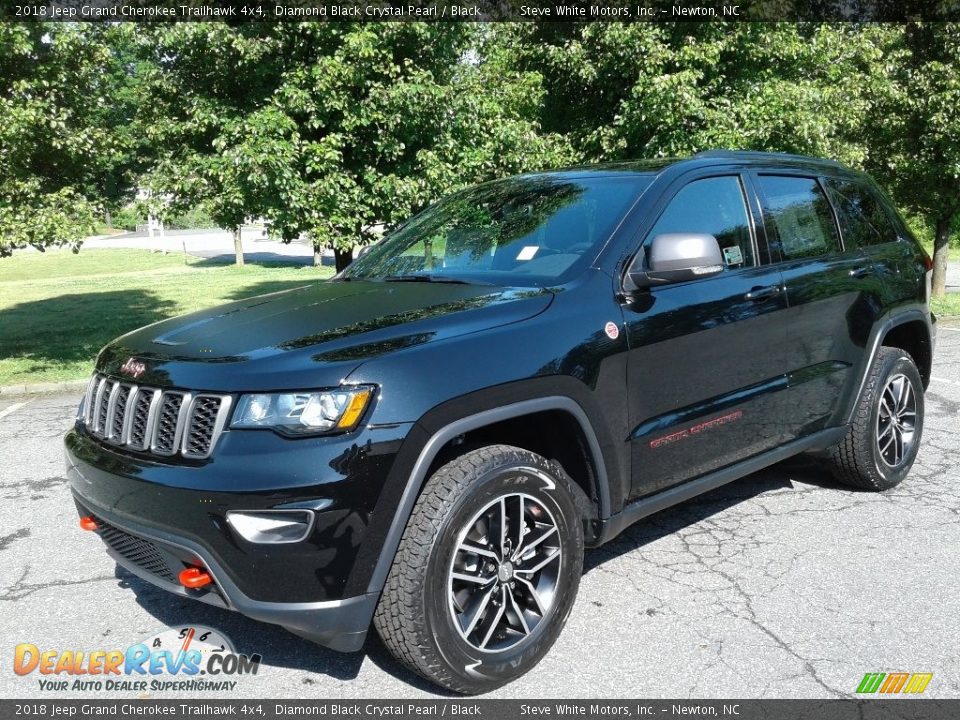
[14,626,261,693]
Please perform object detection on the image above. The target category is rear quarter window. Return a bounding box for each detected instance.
[823,177,899,249]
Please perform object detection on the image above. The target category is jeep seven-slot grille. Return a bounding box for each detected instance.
[95,516,179,585]
[82,373,232,460]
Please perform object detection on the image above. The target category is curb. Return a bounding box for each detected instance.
[0,380,88,397]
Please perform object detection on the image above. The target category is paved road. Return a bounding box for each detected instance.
[2,328,959,700]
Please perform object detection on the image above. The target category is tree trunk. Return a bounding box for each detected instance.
[314,245,323,267]
[104,209,112,228]
[333,247,352,272]
[233,227,244,267]
[932,215,951,298]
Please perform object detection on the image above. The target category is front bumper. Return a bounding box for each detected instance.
[72,492,376,652]
[65,421,413,652]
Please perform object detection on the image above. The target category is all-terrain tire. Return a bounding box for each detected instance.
[827,347,924,491]
[373,444,585,694]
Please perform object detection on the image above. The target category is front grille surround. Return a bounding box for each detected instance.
[81,373,232,460]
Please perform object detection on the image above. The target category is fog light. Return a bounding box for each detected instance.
[226,510,314,544]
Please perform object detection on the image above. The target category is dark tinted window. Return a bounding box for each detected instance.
[646,176,753,269]
[824,178,898,248]
[757,176,840,261]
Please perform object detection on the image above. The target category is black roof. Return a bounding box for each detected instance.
[538,150,851,179]
[691,149,844,168]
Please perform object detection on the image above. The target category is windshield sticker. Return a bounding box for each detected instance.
[516,246,539,261]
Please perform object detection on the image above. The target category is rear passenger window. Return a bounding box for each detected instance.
[647,176,754,269]
[757,176,840,261]
[823,178,899,248]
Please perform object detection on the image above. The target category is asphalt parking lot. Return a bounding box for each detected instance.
[1,326,958,700]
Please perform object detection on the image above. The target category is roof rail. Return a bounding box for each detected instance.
[693,149,842,166]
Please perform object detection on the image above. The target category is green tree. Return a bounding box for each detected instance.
[138,24,472,269]
[865,23,960,297]
[0,24,134,256]
[514,23,883,165]
[139,24,572,271]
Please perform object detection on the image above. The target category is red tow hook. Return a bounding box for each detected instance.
[79,516,98,532]
[179,566,212,589]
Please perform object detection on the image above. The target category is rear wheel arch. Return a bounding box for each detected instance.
[845,308,932,426]
[881,319,932,388]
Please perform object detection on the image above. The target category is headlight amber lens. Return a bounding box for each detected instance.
[231,387,374,435]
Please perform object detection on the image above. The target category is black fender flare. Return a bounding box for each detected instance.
[360,395,611,596]
[844,305,933,425]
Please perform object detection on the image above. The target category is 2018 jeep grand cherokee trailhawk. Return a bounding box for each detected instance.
[65,151,935,693]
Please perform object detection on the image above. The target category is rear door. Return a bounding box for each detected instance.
[753,173,883,439]
[623,173,790,500]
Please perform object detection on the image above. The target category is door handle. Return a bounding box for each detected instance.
[849,266,874,279]
[745,285,783,301]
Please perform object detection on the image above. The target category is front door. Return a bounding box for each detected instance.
[623,174,790,500]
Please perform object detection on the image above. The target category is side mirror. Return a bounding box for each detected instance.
[627,233,724,290]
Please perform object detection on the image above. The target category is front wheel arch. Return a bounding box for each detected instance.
[364,396,610,597]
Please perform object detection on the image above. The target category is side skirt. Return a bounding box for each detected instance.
[590,425,848,547]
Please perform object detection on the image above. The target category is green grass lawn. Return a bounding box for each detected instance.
[0,249,333,386]
[932,293,960,319]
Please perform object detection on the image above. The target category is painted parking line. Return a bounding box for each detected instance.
[0,401,30,421]
[938,326,960,333]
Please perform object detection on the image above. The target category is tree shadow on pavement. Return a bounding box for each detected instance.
[584,455,840,574]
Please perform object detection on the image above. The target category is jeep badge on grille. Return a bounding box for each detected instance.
[120,357,147,379]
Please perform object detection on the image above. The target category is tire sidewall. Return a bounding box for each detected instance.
[868,352,924,486]
[421,459,583,691]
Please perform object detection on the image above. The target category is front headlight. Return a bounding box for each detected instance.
[231,386,375,436]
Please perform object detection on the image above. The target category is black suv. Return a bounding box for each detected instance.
[66,151,935,693]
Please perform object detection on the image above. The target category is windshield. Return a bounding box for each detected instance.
[343,174,652,286]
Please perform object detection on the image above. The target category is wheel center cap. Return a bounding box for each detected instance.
[497,561,515,583]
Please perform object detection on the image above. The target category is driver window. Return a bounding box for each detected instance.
[647,176,755,269]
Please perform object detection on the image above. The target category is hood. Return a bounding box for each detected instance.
[97,280,554,390]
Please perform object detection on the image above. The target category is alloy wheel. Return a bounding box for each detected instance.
[447,492,562,653]
[876,373,917,468]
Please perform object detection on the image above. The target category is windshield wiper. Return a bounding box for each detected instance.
[381,273,492,285]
